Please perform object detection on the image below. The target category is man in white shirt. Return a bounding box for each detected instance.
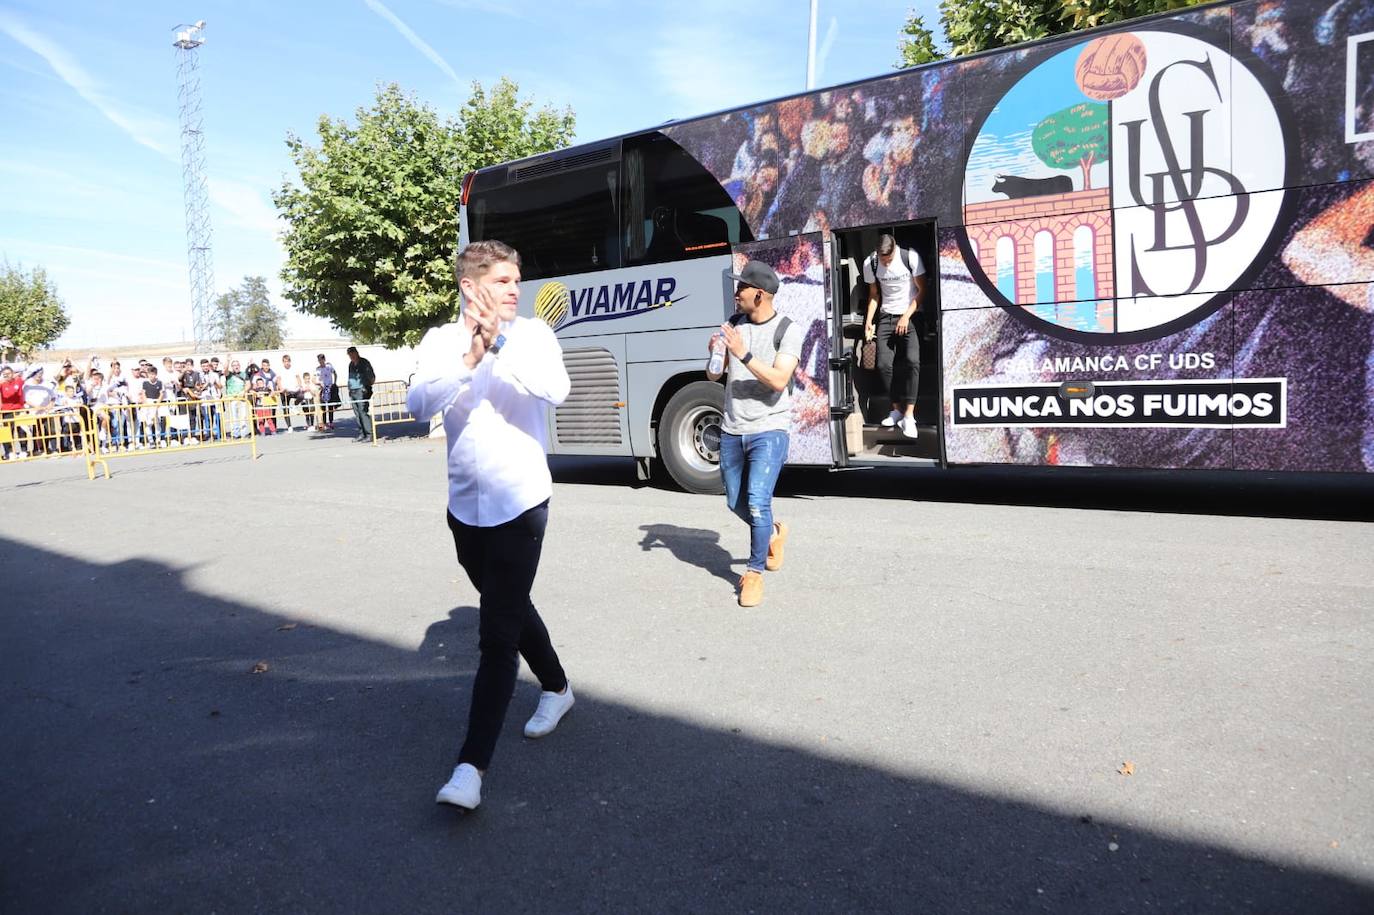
[862,233,927,438]
[409,239,574,812]
[275,353,302,432]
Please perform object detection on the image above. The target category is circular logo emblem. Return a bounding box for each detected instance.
[960,27,1292,343]
[534,281,570,329]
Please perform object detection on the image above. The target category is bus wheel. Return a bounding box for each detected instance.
[658,381,725,495]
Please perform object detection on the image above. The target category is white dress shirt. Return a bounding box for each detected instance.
[407,315,570,527]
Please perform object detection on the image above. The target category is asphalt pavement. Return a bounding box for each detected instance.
[2,427,1372,913]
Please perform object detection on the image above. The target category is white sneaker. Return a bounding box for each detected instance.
[188,436,199,444]
[900,416,919,439]
[880,409,902,427]
[284,427,294,434]
[435,762,481,809]
[524,683,575,738]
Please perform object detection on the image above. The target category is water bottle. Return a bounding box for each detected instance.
[708,336,726,375]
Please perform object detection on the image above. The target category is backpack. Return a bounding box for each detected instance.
[728,313,795,392]
[867,247,913,283]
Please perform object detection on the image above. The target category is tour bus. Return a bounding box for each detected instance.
[458,0,1374,494]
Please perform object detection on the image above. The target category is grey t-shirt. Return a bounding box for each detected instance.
[722,313,805,435]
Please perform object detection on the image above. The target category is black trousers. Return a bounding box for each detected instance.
[875,312,921,407]
[448,501,566,770]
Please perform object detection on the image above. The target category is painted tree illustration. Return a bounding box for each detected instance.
[1031,102,1109,190]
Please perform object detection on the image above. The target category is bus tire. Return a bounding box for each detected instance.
[658,381,725,495]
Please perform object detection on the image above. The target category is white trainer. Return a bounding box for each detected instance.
[524,683,574,738]
[880,409,902,427]
[900,416,919,439]
[435,762,481,809]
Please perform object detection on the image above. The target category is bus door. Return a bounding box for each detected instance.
[827,220,942,464]
[729,232,838,468]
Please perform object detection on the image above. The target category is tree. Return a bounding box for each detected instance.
[211,276,286,351]
[896,13,942,68]
[273,79,575,348]
[0,261,69,356]
[1032,101,1109,188]
[897,0,1210,66]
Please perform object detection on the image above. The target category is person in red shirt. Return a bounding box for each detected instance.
[1,365,29,459]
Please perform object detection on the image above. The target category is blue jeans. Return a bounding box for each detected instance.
[718,429,788,573]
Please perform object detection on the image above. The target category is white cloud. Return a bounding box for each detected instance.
[363,0,463,89]
[0,238,185,274]
[0,13,177,159]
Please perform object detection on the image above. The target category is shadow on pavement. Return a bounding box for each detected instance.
[549,455,1374,522]
[637,523,740,587]
[3,537,1370,913]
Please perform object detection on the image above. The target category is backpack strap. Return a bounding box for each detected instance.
[730,313,794,390]
[774,316,794,393]
[873,248,913,275]
[772,315,792,352]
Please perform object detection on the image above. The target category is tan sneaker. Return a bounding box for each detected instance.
[765,521,788,572]
[739,570,764,607]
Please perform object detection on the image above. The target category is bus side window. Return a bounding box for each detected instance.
[468,165,622,281]
[622,132,751,267]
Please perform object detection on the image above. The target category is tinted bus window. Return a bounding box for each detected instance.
[468,165,621,281]
[622,132,751,267]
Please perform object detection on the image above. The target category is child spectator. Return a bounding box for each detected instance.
[251,375,277,436]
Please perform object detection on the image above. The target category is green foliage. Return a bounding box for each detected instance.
[0,261,70,356]
[455,78,577,171]
[211,276,287,351]
[273,79,575,348]
[1032,102,1109,188]
[897,12,943,68]
[897,0,1211,64]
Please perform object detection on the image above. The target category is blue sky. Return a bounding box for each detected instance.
[0,0,939,349]
[964,44,1109,204]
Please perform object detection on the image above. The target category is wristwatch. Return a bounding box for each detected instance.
[740,351,754,366]
[489,333,507,355]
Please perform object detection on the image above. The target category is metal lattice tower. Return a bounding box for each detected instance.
[173,21,215,350]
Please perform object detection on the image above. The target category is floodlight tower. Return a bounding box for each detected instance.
[172,20,215,351]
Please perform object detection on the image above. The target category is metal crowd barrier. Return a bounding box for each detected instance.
[368,379,416,445]
[1,405,100,479]
[85,395,258,478]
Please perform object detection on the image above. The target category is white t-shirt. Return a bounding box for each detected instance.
[862,248,926,315]
[277,366,301,392]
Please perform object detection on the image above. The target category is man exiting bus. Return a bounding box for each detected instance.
[708,260,803,608]
[862,233,926,438]
[408,240,575,812]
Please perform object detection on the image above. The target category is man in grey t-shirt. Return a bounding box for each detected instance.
[707,260,803,608]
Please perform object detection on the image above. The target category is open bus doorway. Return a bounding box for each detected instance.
[830,220,941,463]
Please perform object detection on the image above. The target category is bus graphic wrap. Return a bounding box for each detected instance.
[659,0,1374,473]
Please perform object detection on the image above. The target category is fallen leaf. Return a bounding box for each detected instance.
[1118,761,1135,776]
[276,623,298,631]
[251,661,269,674]
[1330,840,1340,849]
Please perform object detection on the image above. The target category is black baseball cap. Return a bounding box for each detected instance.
[726,260,779,295]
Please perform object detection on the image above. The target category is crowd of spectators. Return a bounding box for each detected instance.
[0,351,348,460]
